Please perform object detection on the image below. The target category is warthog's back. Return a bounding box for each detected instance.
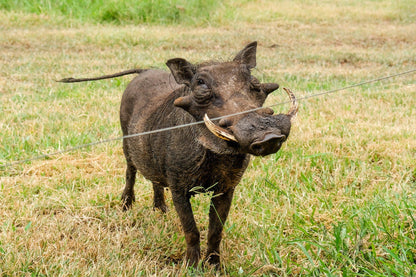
[120,69,181,135]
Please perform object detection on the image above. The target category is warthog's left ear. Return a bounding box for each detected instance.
[261,83,279,95]
[166,58,195,86]
[233,41,257,69]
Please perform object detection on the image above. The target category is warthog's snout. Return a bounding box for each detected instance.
[204,87,298,157]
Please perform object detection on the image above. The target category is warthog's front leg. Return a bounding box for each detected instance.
[171,190,201,266]
[205,188,235,266]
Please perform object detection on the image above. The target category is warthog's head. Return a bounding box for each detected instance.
[167,41,298,156]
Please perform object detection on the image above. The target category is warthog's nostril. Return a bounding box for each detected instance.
[249,133,286,156]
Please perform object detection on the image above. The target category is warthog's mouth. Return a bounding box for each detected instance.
[203,87,298,143]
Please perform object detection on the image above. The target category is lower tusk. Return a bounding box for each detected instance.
[203,114,237,142]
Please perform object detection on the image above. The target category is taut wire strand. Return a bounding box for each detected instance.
[1,68,415,169]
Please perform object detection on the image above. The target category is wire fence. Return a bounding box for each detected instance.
[1,68,415,169]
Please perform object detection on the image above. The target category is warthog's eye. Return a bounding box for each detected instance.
[193,78,212,105]
[197,78,209,90]
[197,78,205,85]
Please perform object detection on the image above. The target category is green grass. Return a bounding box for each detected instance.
[0,0,221,25]
[1,0,416,276]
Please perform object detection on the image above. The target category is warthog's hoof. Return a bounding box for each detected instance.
[204,252,220,268]
[153,203,168,213]
[121,193,135,211]
[185,246,201,267]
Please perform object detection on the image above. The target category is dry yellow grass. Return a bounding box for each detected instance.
[1,0,415,275]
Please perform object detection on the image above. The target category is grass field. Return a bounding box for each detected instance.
[0,0,221,25]
[1,0,416,276]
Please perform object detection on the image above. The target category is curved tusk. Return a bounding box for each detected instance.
[203,114,237,142]
[283,87,299,118]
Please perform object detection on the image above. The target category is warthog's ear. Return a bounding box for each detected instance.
[166,58,195,86]
[261,83,279,95]
[233,41,257,69]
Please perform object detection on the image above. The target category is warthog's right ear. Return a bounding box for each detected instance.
[233,41,257,69]
[166,58,195,86]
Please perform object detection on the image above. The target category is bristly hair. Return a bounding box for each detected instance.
[195,56,231,68]
[195,60,221,68]
[195,59,252,74]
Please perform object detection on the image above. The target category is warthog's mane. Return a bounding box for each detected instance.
[195,60,222,68]
[194,59,248,74]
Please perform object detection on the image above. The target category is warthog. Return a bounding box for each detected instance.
[59,42,298,267]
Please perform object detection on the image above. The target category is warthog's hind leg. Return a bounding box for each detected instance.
[121,162,137,210]
[153,182,168,213]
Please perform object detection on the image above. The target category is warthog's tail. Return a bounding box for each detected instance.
[57,69,148,83]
